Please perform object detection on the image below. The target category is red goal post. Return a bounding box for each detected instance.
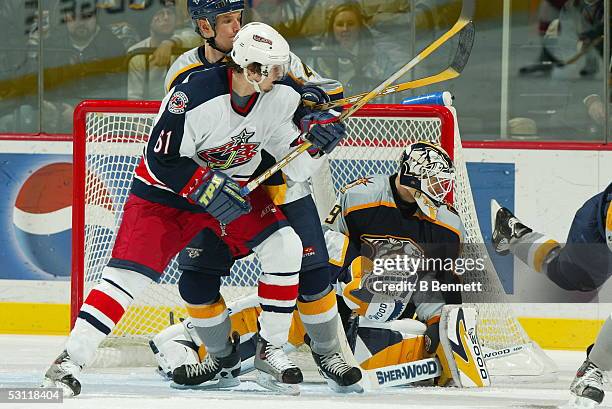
[71,101,456,326]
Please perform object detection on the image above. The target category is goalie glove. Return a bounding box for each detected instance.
[300,111,346,155]
[188,170,251,224]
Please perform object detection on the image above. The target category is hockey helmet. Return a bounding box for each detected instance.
[188,0,244,34]
[399,141,454,218]
[231,22,290,89]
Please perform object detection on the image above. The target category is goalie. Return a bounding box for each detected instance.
[152,142,490,389]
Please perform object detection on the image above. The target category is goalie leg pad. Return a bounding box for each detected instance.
[353,319,427,371]
[439,305,490,388]
[353,318,442,389]
[150,322,200,379]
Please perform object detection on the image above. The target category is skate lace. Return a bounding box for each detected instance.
[320,352,351,376]
[265,344,296,371]
[186,355,218,378]
[58,356,81,376]
[582,363,605,387]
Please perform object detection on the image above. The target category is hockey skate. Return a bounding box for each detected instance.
[254,334,303,396]
[171,332,241,390]
[306,335,362,393]
[568,359,605,408]
[41,350,82,397]
[491,199,532,255]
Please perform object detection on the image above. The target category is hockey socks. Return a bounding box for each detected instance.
[298,289,340,355]
[186,296,232,357]
[67,267,151,366]
[509,231,560,273]
[257,272,300,346]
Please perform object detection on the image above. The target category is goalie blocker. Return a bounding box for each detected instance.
[150,300,490,389]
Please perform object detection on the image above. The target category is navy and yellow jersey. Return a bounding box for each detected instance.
[165,48,343,101]
[600,181,612,252]
[164,46,219,93]
[323,174,465,321]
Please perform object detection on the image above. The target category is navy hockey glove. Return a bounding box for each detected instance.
[300,111,346,154]
[189,170,251,224]
[301,85,331,105]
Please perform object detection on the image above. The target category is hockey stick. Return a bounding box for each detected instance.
[361,357,442,389]
[240,0,475,196]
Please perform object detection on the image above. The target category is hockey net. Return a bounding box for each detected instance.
[73,101,555,379]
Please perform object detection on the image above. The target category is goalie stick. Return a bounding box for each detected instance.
[240,0,475,196]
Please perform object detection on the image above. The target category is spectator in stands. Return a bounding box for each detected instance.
[575,0,608,77]
[310,2,387,96]
[42,1,126,133]
[148,0,202,68]
[0,0,39,132]
[127,1,177,100]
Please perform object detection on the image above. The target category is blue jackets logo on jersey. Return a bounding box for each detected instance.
[198,128,260,170]
[168,91,189,114]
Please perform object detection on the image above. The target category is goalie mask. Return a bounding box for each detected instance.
[399,142,454,219]
[231,22,290,92]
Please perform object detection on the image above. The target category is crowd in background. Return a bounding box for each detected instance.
[0,0,608,139]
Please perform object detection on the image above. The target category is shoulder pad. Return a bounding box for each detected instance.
[435,204,465,241]
[340,175,394,215]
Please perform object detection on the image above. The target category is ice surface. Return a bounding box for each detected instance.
[0,334,610,409]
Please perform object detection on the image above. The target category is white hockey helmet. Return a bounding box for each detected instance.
[399,141,455,218]
[231,22,290,90]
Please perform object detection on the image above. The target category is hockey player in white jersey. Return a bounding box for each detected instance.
[161,0,360,394]
[492,182,612,406]
[42,22,351,397]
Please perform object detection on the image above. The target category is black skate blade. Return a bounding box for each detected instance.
[255,371,300,396]
[170,377,240,390]
[41,378,75,398]
[563,393,600,409]
[324,378,364,394]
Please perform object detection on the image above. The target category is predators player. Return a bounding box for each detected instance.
[491,181,612,406]
[152,142,490,390]
[322,141,488,388]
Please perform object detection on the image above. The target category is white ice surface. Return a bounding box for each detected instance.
[0,334,611,409]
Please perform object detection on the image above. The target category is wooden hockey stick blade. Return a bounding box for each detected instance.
[240,0,474,196]
[314,21,475,111]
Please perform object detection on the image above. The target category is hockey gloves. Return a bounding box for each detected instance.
[301,85,331,105]
[189,170,251,224]
[300,111,346,155]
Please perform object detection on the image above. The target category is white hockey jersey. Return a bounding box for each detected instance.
[132,65,323,212]
[162,47,343,205]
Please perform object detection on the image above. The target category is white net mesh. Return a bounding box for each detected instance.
[76,103,536,370]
